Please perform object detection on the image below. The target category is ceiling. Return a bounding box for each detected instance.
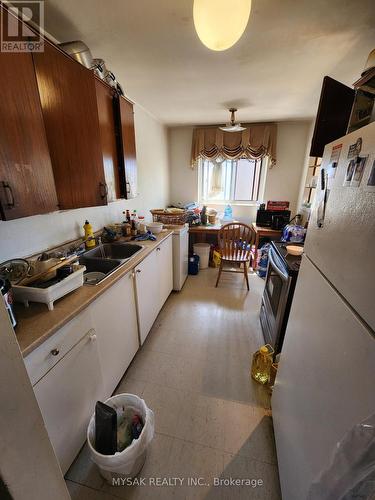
[43,0,375,126]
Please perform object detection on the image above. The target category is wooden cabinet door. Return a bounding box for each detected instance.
[33,42,107,209]
[156,235,173,310]
[95,79,119,202]
[134,250,159,344]
[34,327,104,474]
[0,49,58,220]
[114,96,137,199]
[90,270,139,398]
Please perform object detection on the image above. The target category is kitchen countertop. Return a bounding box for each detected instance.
[14,230,174,357]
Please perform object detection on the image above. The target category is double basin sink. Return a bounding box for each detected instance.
[79,242,144,285]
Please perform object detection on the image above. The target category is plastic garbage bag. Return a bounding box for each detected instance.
[87,393,154,482]
[257,243,271,278]
[307,413,375,500]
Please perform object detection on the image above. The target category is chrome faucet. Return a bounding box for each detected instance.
[69,235,102,256]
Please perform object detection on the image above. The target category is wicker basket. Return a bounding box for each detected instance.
[151,209,187,225]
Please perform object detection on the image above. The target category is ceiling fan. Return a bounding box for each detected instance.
[219,108,246,132]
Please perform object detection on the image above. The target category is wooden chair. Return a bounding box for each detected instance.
[215,222,253,290]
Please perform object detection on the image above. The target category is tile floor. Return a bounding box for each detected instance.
[66,268,281,499]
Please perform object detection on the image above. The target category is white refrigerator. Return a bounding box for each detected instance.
[272,121,375,500]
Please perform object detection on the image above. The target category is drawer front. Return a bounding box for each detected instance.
[25,307,94,386]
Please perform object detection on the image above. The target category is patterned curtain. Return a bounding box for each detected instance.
[191,123,277,169]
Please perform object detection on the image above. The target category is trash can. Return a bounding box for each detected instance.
[87,393,154,483]
[188,254,200,275]
[193,243,210,269]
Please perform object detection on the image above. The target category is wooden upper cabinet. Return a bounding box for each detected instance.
[0,48,58,220]
[32,42,107,209]
[95,79,119,202]
[114,95,137,199]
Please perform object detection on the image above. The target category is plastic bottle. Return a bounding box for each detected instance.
[83,220,96,248]
[251,345,273,385]
[223,204,233,221]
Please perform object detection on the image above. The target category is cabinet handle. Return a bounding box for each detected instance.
[136,269,141,273]
[50,348,59,356]
[156,247,161,251]
[2,182,15,208]
[99,182,108,200]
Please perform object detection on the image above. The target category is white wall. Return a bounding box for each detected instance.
[263,121,312,215]
[0,105,170,261]
[169,121,311,222]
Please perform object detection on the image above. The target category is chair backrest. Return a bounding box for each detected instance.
[218,222,253,260]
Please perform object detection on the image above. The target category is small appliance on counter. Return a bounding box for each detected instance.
[256,201,290,229]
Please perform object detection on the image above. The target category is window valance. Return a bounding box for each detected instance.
[191,123,277,169]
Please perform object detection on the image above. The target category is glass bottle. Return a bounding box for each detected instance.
[201,205,207,225]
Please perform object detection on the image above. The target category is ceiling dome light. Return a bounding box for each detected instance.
[193,0,251,51]
[220,108,246,132]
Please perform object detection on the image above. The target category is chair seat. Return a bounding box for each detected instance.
[221,252,250,262]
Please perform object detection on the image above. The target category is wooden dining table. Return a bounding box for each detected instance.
[188,221,282,269]
[188,223,224,253]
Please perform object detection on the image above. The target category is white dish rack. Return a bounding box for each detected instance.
[13,265,86,311]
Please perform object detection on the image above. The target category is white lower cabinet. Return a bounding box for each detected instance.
[135,234,173,344]
[25,235,173,473]
[134,248,158,345]
[90,270,139,399]
[33,327,104,475]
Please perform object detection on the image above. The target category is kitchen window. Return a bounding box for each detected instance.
[198,157,265,205]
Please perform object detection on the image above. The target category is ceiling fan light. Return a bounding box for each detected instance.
[193,0,252,51]
[220,108,247,132]
[219,124,246,132]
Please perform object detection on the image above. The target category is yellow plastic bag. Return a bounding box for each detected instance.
[212,250,221,268]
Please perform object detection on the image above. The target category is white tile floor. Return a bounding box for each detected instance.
[66,268,281,499]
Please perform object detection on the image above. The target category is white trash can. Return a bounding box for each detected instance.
[87,393,154,483]
[193,243,210,269]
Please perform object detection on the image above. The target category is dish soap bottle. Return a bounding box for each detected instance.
[83,220,96,249]
[251,345,274,385]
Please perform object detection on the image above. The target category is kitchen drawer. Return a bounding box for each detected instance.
[24,307,94,386]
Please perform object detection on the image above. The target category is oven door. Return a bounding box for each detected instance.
[260,247,291,350]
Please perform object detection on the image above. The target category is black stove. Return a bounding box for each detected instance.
[271,241,303,274]
[259,241,303,356]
